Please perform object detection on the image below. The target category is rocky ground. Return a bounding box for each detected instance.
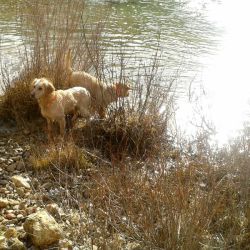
[0,127,74,249]
[0,127,142,250]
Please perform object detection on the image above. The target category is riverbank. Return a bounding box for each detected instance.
[0,0,249,248]
[0,119,249,249]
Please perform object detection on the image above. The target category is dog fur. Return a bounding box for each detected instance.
[64,49,131,118]
[31,77,91,140]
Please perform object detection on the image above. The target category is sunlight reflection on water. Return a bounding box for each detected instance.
[198,0,250,144]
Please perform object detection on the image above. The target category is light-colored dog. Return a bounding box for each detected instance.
[65,49,132,118]
[31,77,91,140]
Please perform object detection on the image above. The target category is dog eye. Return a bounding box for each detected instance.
[38,87,42,90]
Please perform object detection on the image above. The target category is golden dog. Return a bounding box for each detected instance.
[31,77,91,140]
[65,49,131,118]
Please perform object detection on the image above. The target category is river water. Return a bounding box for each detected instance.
[0,0,250,145]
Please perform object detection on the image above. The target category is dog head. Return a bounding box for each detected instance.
[31,78,55,99]
[115,83,132,97]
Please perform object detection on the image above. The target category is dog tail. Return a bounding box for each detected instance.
[65,48,73,75]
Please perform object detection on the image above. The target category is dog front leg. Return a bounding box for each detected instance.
[98,107,106,119]
[59,118,66,138]
[47,118,54,142]
[71,110,79,128]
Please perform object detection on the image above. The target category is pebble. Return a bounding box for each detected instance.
[7,159,14,165]
[0,157,6,163]
[5,213,16,220]
[0,131,97,249]
[16,161,25,171]
[16,214,24,219]
[8,199,20,206]
[0,180,9,185]
[11,175,31,189]
[6,163,16,172]
[0,187,7,193]
[0,198,9,208]
[13,205,19,210]
[0,147,5,154]
[11,156,21,161]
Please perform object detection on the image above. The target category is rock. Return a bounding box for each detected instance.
[16,161,25,171]
[0,198,9,208]
[5,213,16,220]
[10,156,21,162]
[0,147,5,154]
[0,180,9,186]
[6,163,16,172]
[7,237,26,250]
[23,210,62,247]
[8,200,19,206]
[7,159,14,165]
[0,236,8,250]
[0,157,6,163]
[11,175,31,189]
[16,214,24,220]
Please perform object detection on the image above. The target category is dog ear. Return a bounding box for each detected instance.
[116,83,134,91]
[30,78,37,90]
[126,84,133,90]
[45,80,55,94]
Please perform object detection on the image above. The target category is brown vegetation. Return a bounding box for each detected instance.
[0,0,249,249]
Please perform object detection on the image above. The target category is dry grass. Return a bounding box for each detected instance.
[29,135,250,249]
[74,112,168,160]
[1,0,249,249]
[30,142,93,171]
[82,141,250,249]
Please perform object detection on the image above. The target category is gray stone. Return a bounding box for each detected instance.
[16,161,25,171]
[0,180,9,185]
[11,175,31,189]
[0,157,6,163]
[6,163,16,172]
[11,156,21,162]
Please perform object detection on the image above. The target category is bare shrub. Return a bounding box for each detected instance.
[0,0,103,124]
[86,147,249,249]
[74,112,167,160]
